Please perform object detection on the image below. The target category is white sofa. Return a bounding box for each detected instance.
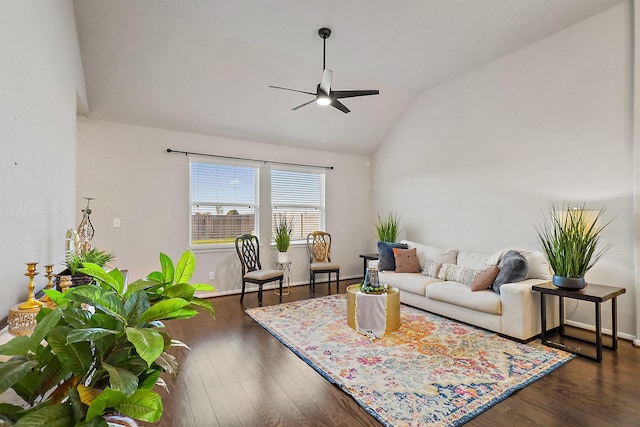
[372,240,558,341]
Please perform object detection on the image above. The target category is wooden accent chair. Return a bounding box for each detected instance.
[306,231,340,293]
[235,234,284,306]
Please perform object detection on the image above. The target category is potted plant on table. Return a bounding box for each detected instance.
[274,215,293,263]
[0,249,214,426]
[537,204,611,289]
[375,212,400,243]
[61,248,116,287]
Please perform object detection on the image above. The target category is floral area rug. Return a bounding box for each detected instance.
[245,294,574,427]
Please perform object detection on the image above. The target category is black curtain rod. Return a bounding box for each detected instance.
[166,148,334,170]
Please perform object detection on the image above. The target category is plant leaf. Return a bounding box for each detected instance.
[189,298,215,317]
[0,336,34,356]
[146,272,163,283]
[138,370,160,390]
[174,249,195,284]
[78,263,124,294]
[115,389,163,423]
[82,386,126,421]
[191,283,215,292]
[123,291,150,327]
[101,362,139,397]
[47,327,93,376]
[42,289,68,308]
[13,403,72,427]
[161,283,195,300]
[159,252,174,285]
[0,402,28,423]
[0,358,38,395]
[139,298,190,323]
[125,328,164,367]
[65,286,125,322]
[66,328,119,344]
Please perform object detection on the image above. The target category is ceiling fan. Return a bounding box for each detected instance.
[269,27,379,114]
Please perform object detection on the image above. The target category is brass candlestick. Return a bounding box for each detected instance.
[18,262,43,310]
[40,264,55,305]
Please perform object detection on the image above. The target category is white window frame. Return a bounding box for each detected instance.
[189,156,260,250]
[270,165,326,246]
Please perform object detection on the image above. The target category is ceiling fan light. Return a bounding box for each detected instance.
[316,96,331,106]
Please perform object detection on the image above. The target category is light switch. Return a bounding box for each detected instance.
[113,218,121,228]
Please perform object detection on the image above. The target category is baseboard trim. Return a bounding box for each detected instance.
[196,274,362,299]
[564,319,636,342]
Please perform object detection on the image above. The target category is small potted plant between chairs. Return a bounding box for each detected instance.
[537,203,612,289]
[274,215,293,263]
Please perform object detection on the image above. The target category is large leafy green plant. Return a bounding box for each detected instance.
[0,250,214,426]
[537,205,611,278]
[375,212,400,243]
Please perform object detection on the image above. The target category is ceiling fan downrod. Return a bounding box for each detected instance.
[318,27,331,71]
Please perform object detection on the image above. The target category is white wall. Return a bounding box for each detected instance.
[76,119,373,294]
[0,2,84,319]
[373,3,636,337]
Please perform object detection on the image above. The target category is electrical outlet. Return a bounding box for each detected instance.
[113,218,121,228]
[209,271,215,280]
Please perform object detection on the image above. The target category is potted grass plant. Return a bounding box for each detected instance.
[60,248,116,287]
[537,204,611,289]
[375,212,400,243]
[274,215,293,263]
[0,249,214,426]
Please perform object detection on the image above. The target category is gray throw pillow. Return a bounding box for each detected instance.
[377,241,409,271]
[492,250,528,294]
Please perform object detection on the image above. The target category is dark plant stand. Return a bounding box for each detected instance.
[532,282,626,362]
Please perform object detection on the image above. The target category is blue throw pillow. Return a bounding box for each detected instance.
[377,241,409,271]
[492,250,528,294]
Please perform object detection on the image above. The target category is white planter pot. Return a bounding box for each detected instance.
[277,251,289,263]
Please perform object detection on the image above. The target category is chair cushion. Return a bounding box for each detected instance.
[244,269,284,281]
[310,262,340,271]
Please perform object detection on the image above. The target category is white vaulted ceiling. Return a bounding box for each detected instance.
[73,0,625,156]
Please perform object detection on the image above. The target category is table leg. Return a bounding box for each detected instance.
[363,258,368,278]
[540,293,547,343]
[559,296,565,336]
[595,302,602,362]
[612,297,618,351]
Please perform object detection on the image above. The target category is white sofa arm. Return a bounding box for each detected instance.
[500,279,557,340]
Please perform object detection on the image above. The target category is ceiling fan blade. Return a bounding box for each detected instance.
[332,89,379,99]
[292,99,317,111]
[331,99,350,114]
[320,69,332,95]
[269,85,316,96]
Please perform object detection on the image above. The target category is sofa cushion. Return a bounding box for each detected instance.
[470,265,500,292]
[426,281,502,315]
[377,241,409,271]
[457,251,492,269]
[422,259,442,278]
[437,263,476,284]
[401,240,459,266]
[487,248,551,280]
[393,247,421,273]
[492,250,528,294]
[379,270,440,296]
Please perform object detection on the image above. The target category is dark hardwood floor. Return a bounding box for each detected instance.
[153,281,640,427]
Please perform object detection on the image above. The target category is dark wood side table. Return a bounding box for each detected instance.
[358,253,378,277]
[532,282,626,362]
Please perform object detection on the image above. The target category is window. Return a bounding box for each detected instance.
[271,167,325,243]
[190,160,258,246]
